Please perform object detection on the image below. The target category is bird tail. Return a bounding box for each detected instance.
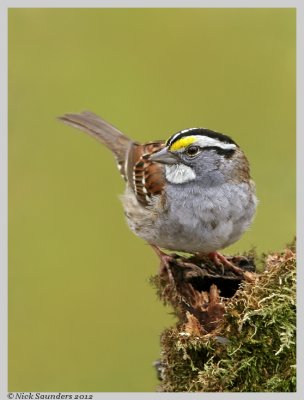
[58,111,133,166]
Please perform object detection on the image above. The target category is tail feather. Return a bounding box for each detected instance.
[58,111,133,165]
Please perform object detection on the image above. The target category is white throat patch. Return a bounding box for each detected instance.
[165,164,196,184]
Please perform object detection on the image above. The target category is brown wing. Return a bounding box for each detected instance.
[126,141,166,206]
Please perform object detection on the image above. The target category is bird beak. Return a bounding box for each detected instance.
[149,147,179,165]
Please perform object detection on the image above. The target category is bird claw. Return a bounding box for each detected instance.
[206,252,257,282]
[150,247,257,285]
[207,251,245,276]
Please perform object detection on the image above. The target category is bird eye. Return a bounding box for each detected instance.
[186,145,200,156]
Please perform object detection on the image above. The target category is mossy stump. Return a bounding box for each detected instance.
[151,242,296,392]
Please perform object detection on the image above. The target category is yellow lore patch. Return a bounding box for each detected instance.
[169,136,196,151]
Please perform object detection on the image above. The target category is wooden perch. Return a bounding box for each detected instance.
[151,241,296,392]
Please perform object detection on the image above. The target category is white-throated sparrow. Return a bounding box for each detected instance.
[59,111,257,275]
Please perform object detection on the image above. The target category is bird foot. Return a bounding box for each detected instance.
[208,252,244,275]
[207,252,256,283]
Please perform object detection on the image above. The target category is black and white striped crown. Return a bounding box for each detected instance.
[166,127,238,148]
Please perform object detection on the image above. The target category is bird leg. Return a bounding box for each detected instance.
[150,244,176,283]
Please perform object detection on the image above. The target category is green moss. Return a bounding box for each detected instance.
[153,242,296,392]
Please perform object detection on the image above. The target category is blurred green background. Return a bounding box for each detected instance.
[8,8,295,392]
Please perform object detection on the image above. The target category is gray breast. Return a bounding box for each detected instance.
[121,182,257,254]
[152,182,257,253]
